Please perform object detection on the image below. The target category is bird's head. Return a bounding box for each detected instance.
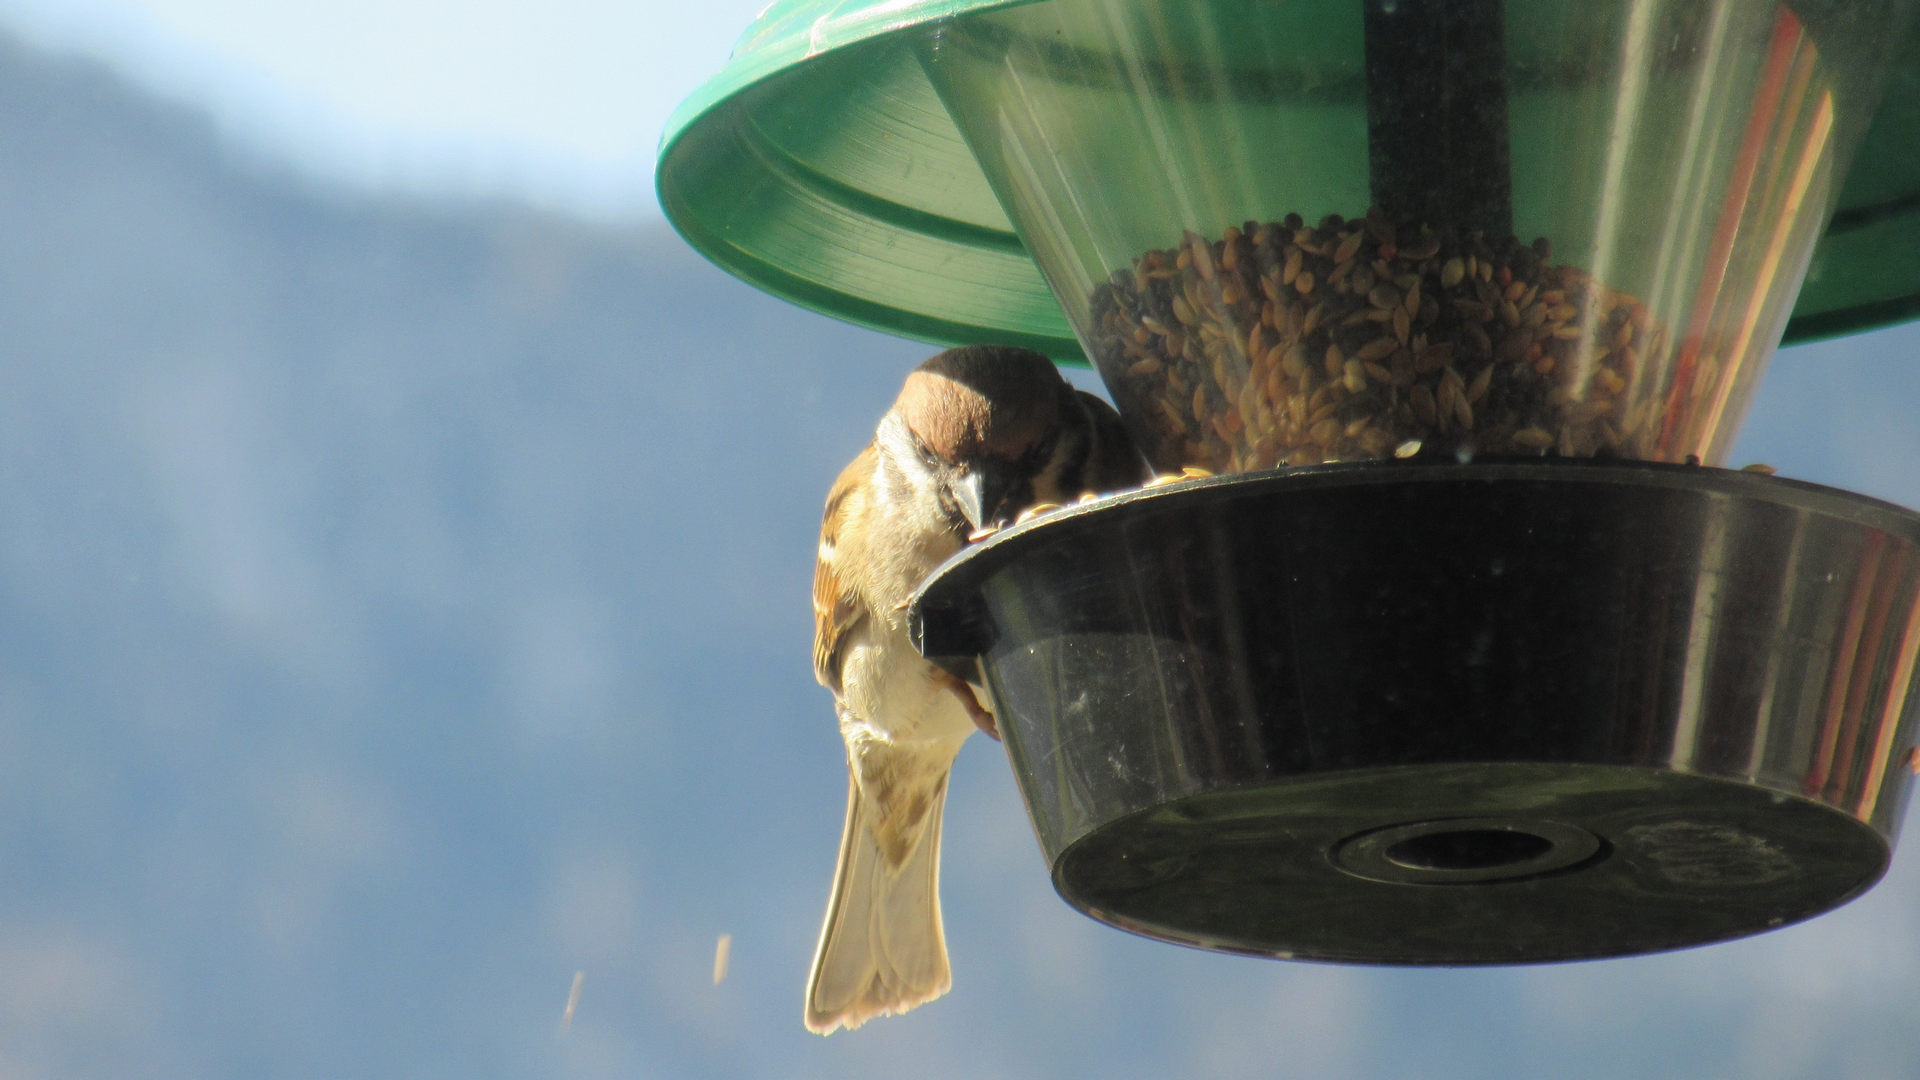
[882,345,1077,534]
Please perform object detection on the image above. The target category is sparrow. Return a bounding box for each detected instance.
[804,345,1149,1034]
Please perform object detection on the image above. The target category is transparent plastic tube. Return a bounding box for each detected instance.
[920,0,1913,471]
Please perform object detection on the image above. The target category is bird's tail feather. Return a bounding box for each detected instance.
[804,772,952,1034]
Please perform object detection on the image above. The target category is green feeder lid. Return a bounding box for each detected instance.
[656,0,1920,361]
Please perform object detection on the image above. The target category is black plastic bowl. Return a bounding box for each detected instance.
[912,459,1920,963]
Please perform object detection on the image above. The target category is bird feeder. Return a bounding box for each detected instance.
[660,0,1920,963]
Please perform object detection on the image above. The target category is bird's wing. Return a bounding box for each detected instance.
[1075,389,1154,490]
[814,446,873,695]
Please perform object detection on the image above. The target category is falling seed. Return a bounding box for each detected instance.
[713,934,733,985]
[563,971,586,1028]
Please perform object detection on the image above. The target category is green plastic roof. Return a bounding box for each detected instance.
[657,0,1920,362]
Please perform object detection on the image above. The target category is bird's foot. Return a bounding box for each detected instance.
[932,667,1000,741]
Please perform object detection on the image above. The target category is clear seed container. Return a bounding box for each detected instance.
[917,0,1915,472]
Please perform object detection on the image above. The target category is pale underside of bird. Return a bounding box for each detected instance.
[804,346,1149,1034]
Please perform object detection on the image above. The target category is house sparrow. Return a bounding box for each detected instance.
[804,345,1148,1034]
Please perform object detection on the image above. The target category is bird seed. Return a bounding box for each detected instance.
[1088,207,1679,473]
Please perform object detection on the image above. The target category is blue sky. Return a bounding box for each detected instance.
[0,0,765,218]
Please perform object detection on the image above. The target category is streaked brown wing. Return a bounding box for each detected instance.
[1074,389,1153,491]
[813,446,873,694]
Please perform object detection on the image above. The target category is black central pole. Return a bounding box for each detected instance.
[1363,0,1513,239]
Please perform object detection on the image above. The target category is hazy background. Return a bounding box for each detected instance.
[0,4,1916,1078]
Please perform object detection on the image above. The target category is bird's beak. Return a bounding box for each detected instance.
[952,463,1015,533]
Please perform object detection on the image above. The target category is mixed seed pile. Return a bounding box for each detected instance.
[1088,208,1673,472]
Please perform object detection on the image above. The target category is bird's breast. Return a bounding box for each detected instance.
[836,618,977,749]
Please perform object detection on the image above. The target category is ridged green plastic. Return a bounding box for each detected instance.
[656,0,1920,362]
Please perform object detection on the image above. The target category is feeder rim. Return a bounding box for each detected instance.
[911,458,1920,654]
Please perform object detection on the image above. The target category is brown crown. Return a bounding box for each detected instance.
[894,346,1066,463]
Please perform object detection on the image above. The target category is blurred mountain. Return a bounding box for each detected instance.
[0,29,950,1078]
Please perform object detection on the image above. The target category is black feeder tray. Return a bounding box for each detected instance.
[911,460,1920,964]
